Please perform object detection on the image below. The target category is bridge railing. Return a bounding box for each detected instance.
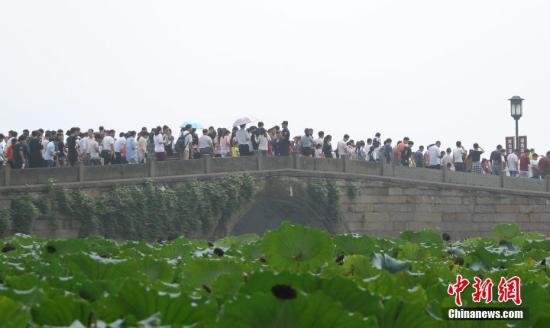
[1,155,549,193]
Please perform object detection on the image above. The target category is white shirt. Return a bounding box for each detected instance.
[452,147,466,163]
[442,154,454,168]
[79,137,88,155]
[44,141,56,161]
[153,134,165,152]
[507,153,519,171]
[198,135,213,149]
[138,136,147,156]
[529,159,539,177]
[301,135,313,148]
[101,136,115,152]
[88,139,100,159]
[41,138,49,157]
[114,136,126,153]
[183,132,193,150]
[428,145,440,166]
[315,137,324,147]
[337,140,347,157]
[0,142,5,161]
[236,129,250,146]
[258,135,268,150]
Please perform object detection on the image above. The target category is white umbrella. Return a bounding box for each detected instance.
[233,116,258,127]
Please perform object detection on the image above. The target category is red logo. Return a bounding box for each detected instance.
[472,277,493,303]
[447,274,470,306]
[497,276,522,305]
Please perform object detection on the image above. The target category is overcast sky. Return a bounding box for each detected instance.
[1,0,548,153]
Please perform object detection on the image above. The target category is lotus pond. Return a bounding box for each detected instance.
[1,222,550,327]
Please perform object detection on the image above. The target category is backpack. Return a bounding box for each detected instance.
[175,132,190,153]
[175,136,185,153]
[372,138,380,149]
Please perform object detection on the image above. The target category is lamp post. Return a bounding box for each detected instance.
[509,96,524,151]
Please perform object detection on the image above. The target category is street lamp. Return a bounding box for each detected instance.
[509,96,524,151]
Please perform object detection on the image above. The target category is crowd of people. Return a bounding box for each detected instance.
[1,121,549,179]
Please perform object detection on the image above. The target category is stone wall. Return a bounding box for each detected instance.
[2,156,549,193]
[1,156,549,239]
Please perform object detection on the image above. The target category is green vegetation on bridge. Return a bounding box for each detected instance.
[1,222,550,327]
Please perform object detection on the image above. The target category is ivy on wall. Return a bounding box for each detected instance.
[306,179,341,223]
[10,196,39,234]
[4,174,255,240]
[0,208,11,236]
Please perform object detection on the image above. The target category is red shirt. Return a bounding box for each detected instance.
[539,156,550,173]
[6,145,13,161]
[519,154,529,172]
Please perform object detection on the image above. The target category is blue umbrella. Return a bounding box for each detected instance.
[180,121,203,129]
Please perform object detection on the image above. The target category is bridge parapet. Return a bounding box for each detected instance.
[1,156,549,194]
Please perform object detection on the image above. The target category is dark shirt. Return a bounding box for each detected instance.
[323,142,333,158]
[57,140,65,158]
[401,147,412,165]
[28,138,43,168]
[414,150,424,167]
[22,143,30,161]
[470,150,483,162]
[490,150,501,163]
[13,143,24,168]
[539,157,550,173]
[519,154,529,172]
[281,128,290,142]
[383,144,393,163]
[67,136,78,159]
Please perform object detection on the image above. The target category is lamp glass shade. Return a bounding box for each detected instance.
[509,96,523,118]
[511,103,522,116]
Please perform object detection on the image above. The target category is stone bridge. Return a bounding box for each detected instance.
[1,156,549,239]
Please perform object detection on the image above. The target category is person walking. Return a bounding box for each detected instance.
[469,143,484,175]
[414,146,424,168]
[43,135,57,168]
[453,141,467,172]
[87,133,101,166]
[66,128,79,167]
[137,132,148,163]
[538,151,550,178]
[198,129,213,157]
[279,121,291,156]
[101,130,115,165]
[519,149,530,177]
[126,131,138,164]
[337,134,349,159]
[12,137,26,169]
[427,141,442,169]
[0,134,5,166]
[315,131,325,147]
[442,148,454,170]
[395,137,409,164]
[300,128,314,157]
[382,139,393,164]
[490,145,504,175]
[28,131,44,168]
[507,149,520,177]
[153,127,167,161]
[258,128,269,156]
[322,135,333,158]
[401,141,414,166]
[236,124,250,156]
[113,132,126,164]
